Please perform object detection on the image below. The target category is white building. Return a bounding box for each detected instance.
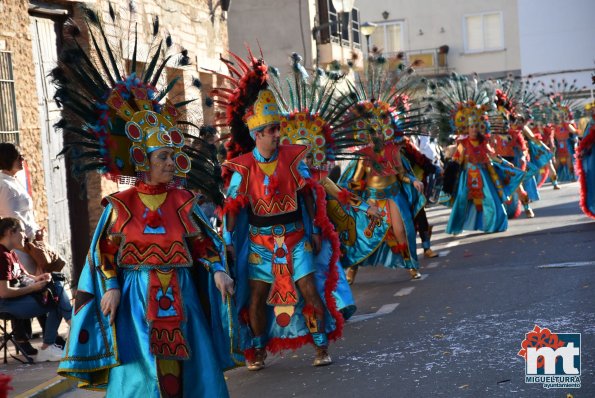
[518,0,595,100]
[358,0,522,78]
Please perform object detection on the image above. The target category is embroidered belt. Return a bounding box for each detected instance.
[248,207,301,227]
[366,181,401,200]
[249,221,304,236]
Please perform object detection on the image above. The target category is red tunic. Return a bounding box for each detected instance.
[105,187,200,268]
[223,145,308,217]
[101,185,204,360]
[455,136,491,165]
[357,142,403,176]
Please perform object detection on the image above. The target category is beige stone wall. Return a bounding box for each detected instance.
[0,0,48,231]
[79,0,230,227]
[1,0,228,239]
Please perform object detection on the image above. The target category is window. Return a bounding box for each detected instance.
[0,51,19,144]
[317,0,360,47]
[369,22,404,54]
[351,8,361,48]
[464,12,504,52]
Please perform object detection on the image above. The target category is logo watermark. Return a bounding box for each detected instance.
[518,325,581,389]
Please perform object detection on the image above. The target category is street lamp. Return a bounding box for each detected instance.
[331,0,354,13]
[331,0,355,67]
[360,21,377,58]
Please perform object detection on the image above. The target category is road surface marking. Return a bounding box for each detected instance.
[439,250,451,257]
[348,303,400,323]
[537,261,595,269]
[426,262,440,269]
[445,240,460,248]
[394,287,415,296]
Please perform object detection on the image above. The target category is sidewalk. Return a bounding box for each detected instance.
[1,320,75,397]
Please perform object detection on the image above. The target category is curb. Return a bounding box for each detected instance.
[14,376,77,398]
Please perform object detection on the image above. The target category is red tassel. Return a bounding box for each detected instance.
[302,303,316,318]
[192,236,210,259]
[267,334,313,354]
[99,238,119,255]
[222,195,249,218]
[267,174,279,197]
[146,210,162,228]
[0,374,12,398]
[244,347,256,362]
[239,307,251,325]
[337,188,353,207]
[304,179,344,343]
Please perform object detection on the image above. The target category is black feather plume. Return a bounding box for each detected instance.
[192,77,202,89]
[108,2,116,22]
[179,49,190,66]
[82,6,100,25]
[152,15,159,36]
[64,19,81,38]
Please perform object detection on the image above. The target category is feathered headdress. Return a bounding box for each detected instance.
[340,50,427,146]
[52,3,223,202]
[530,101,554,125]
[429,73,493,141]
[489,77,540,130]
[267,53,366,168]
[538,78,585,122]
[208,48,270,160]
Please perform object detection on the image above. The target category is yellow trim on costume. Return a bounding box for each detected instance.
[138,192,167,211]
[248,252,262,265]
[257,160,278,176]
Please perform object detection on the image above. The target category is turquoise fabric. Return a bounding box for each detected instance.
[337,159,419,271]
[446,163,508,234]
[556,137,578,182]
[247,224,315,283]
[58,202,240,397]
[106,268,229,398]
[225,151,340,352]
[314,229,356,320]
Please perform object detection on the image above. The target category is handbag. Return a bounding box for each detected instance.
[23,240,66,273]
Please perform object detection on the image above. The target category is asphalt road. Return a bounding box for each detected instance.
[59,181,594,398]
[224,182,594,398]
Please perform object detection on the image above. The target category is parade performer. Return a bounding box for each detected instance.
[53,7,238,397]
[490,89,535,218]
[268,54,374,318]
[337,53,426,282]
[432,76,524,234]
[531,103,560,189]
[577,102,595,218]
[540,81,583,182]
[507,80,553,215]
[211,50,343,370]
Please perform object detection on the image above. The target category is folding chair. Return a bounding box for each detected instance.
[0,313,34,364]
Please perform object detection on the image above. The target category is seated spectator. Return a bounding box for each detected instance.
[0,217,72,362]
[0,143,48,354]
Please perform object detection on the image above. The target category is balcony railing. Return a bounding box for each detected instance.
[383,47,452,76]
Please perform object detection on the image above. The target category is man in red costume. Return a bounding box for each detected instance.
[222,89,341,371]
